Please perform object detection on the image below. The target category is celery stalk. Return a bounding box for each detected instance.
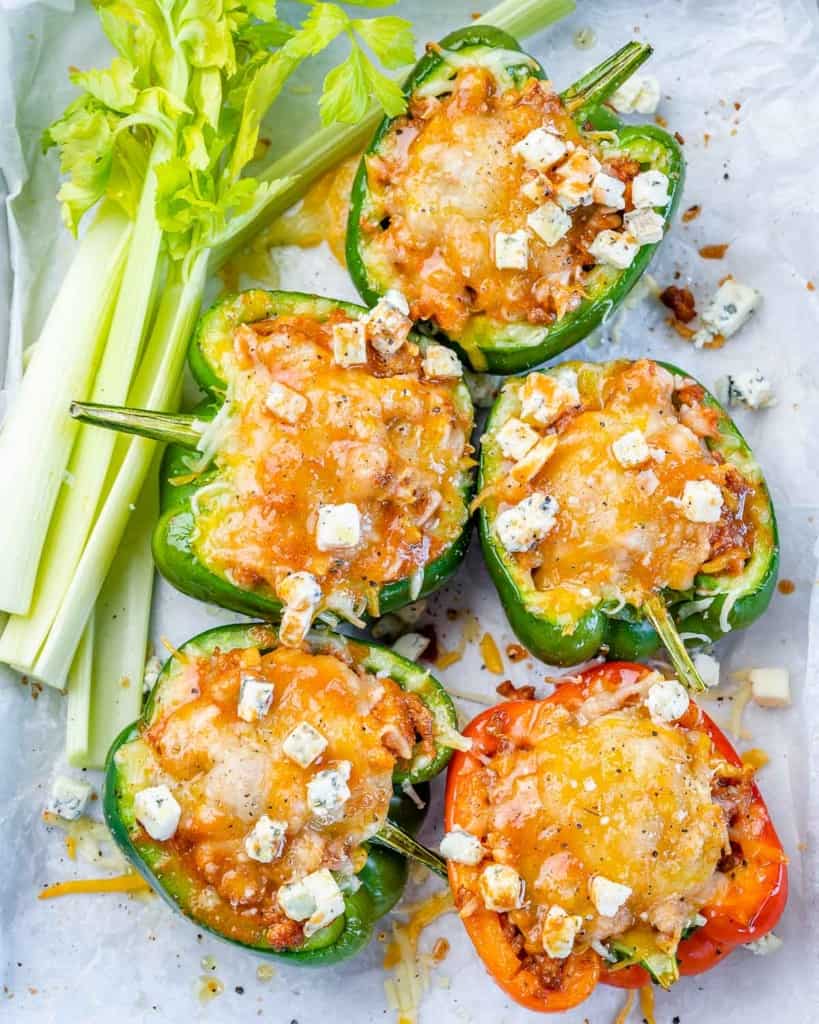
[212,0,576,270]
[475,0,575,35]
[65,617,95,766]
[0,146,166,669]
[32,253,210,688]
[0,205,132,614]
[66,470,157,768]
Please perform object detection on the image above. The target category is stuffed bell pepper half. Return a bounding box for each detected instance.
[477,358,777,689]
[347,28,684,373]
[441,661,788,1011]
[105,622,464,964]
[72,290,475,641]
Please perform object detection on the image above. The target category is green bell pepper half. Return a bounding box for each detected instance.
[72,289,475,626]
[478,360,778,669]
[346,27,685,375]
[104,621,457,965]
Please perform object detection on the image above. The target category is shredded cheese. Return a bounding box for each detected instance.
[383,889,455,1024]
[435,638,466,670]
[42,812,128,872]
[38,874,151,900]
[400,780,427,810]
[160,636,189,664]
[436,722,473,753]
[479,632,504,674]
[444,686,497,706]
[727,679,753,740]
[613,989,636,1024]
[719,589,740,633]
[742,747,769,770]
[677,596,715,620]
[639,984,656,1024]
[191,399,234,471]
[189,479,231,518]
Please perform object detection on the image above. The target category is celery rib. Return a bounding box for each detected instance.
[33,253,209,688]
[0,206,132,615]
[0,145,167,673]
[66,468,158,769]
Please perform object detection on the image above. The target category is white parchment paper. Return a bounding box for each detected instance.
[1,1,818,1022]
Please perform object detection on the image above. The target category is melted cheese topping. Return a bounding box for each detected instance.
[259,154,359,266]
[118,645,432,947]
[489,360,759,618]
[357,66,641,339]
[192,310,472,607]
[466,692,729,956]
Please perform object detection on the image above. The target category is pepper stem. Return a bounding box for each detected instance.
[561,41,653,116]
[70,401,202,449]
[643,593,707,693]
[375,819,448,880]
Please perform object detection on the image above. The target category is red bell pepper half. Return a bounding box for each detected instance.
[444,661,788,1012]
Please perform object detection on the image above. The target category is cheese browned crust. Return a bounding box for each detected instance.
[456,675,745,962]
[486,360,760,620]
[358,66,642,338]
[118,645,434,947]
[192,309,472,612]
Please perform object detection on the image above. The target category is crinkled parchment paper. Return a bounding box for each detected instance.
[1,1,818,1021]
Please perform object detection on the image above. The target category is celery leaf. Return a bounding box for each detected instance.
[69,58,139,113]
[352,15,414,69]
[319,46,369,125]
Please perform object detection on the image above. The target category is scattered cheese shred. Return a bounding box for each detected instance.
[435,649,463,669]
[742,747,770,770]
[436,722,473,753]
[639,984,656,1024]
[444,686,497,706]
[167,472,200,487]
[728,679,753,740]
[160,636,189,663]
[42,812,128,871]
[38,873,151,900]
[383,889,455,1024]
[613,989,636,1024]
[479,632,504,674]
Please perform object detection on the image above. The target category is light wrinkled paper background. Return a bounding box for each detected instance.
[1,1,818,1021]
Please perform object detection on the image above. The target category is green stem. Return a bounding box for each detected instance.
[375,820,448,881]
[643,594,707,693]
[70,402,201,449]
[561,40,652,115]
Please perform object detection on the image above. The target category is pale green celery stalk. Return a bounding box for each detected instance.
[65,617,95,766]
[211,0,575,270]
[475,0,575,34]
[66,469,158,768]
[0,144,168,670]
[0,205,132,615]
[32,252,210,689]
